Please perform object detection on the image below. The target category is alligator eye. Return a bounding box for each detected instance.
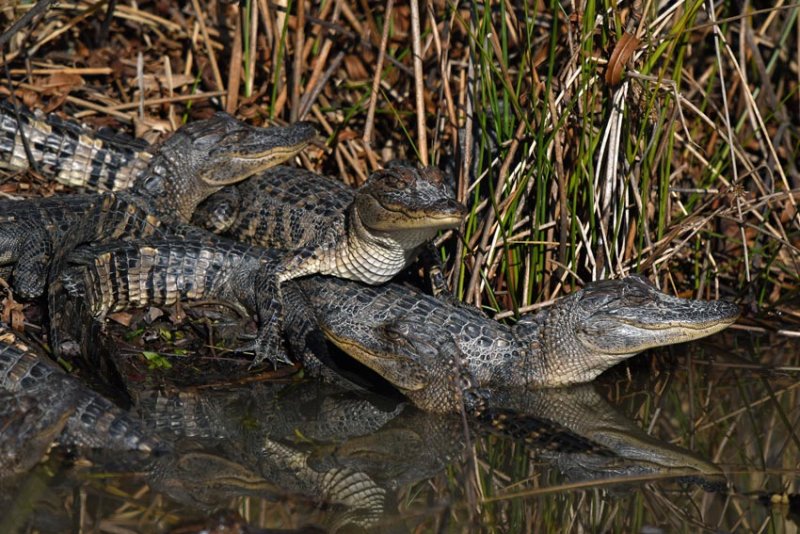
[382,321,412,343]
[221,129,249,145]
[382,325,402,341]
[193,133,222,148]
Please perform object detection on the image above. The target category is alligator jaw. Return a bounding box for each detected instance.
[201,120,317,186]
[369,198,468,231]
[576,290,740,356]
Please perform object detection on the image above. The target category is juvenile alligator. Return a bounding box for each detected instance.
[0,99,152,191]
[0,112,315,299]
[191,164,467,363]
[58,239,740,411]
[296,275,740,412]
[0,322,164,475]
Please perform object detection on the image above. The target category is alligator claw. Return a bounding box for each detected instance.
[251,334,293,368]
[234,319,292,368]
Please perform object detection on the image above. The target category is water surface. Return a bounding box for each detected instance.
[1,329,798,532]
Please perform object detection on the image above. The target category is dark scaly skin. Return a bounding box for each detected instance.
[0,112,315,299]
[54,238,302,366]
[0,99,152,191]
[0,322,164,475]
[193,165,465,285]
[0,388,77,476]
[191,164,467,364]
[0,193,167,298]
[58,239,740,408]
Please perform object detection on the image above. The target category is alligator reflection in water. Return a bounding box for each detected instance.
[0,378,725,531]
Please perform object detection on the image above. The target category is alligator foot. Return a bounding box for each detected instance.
[232,312,292,368]
[235,329,292,368]
[419,243,490,316]
[192,186,241,233]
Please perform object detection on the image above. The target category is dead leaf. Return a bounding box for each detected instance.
[606,32,641,87]
[0,293,25,332]
[109,311,133,326]
[40,73,86,96]
[145,307,164,323]
[337,129,360,142]
[134,116,173,140]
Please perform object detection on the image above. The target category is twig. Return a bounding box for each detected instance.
[226,4,243,114]
[0,0,56,50]
[191,0,225,105]
[297,1,342,121]
[245,0,258,97]
[409,0,428,165]
[363,0,393,146]
[95,0,117,45]
[297,50,344,121]
[1,51,39,174]
[290,0,304,122]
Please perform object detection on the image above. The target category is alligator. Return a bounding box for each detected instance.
[190,164,465,288]
[0,99,152,192]
[57,239,740,411]
[0,321,164,475]
[292,274,740,412]
[189,163,467,363]
[0,106,467,364]
[0,111,315,299]
[58,163,468,368]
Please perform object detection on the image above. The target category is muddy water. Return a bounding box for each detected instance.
[1,330,798,533]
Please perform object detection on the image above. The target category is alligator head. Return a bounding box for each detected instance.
[353,165,467,250]
[514,274,741,386]
[137,112,316,221]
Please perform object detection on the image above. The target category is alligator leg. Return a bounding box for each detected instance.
[246,264,293,366]
[244,239,343,367]
[191,186,241,233]
[281,281,375,387]
[281,281,326,369]
[0,219,54,299]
